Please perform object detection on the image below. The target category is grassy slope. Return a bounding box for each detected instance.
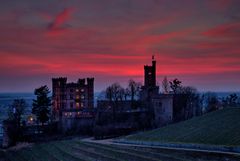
[125,108,240,146]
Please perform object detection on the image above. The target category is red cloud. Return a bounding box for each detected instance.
[202,22,240,38]
[47,7,74,37]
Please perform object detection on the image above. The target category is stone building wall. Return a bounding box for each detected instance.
[152,94,173,127]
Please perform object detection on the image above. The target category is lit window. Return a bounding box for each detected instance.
[81,89,84,92]
[65,112,68,117]
[81,95,85,99]
[77,112,80,115]
[76,95,80,99]
[81,103,84,108]
[148,72,152,75]
[69,112,72,116]
[76,103,79,108]
[76,89,79,92]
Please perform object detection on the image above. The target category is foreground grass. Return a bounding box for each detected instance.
[125,108,240,146]
[1,139,240,161]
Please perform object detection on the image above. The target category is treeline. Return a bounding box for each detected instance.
[4,85,53,146]
[99,77,240,122]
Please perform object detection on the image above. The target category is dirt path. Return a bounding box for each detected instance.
[81,137,240,156]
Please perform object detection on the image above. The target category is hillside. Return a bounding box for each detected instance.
[125,108,240,146]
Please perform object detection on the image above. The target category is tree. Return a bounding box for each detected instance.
[162,76,170,94]
[227,93,238,107]
[204,92,219,113]
[169,78,182,94]
[181,86,199,119]
[8,99,27,127]
[32,85,51,125]
[105,83,125,102]
[222,93,239,108]
[104,83,125,119]
[126,79,141,108]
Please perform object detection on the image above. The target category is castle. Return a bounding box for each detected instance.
[52,77,95,132]
[52,56,173,133]
[140,56,173,127]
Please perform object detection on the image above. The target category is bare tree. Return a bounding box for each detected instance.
[162,76,170,94]
[127,80,141,101]
[126,79,141,108]
[104,83,125,120]
[204,92,219,113]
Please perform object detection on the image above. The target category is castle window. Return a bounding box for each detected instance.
[81,103,84,108]
[76,95,80,99]
[76,89,79,92]
[81,95,85,99]
[76,102,79,108]
[81,89,85,92]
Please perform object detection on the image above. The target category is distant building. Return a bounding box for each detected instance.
[140,56,173,127]
[52,77,95,132]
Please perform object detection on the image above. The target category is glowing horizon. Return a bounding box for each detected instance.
[0,0,240,93]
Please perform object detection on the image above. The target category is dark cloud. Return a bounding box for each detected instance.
[47,7,74,36]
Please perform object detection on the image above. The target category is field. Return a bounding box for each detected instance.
[125,108,240,146]
[1,138,240,161]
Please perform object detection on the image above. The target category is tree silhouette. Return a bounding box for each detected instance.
[169,78,182,94]
[162,76,170,94]
[8,99,27,127]
[32,85,51,125]
[126,79,141,108]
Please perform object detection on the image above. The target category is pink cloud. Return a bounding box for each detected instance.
[202,22,240,38]
[46,7,74,37]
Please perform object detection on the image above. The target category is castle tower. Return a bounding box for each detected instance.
[52,77,67,119]
[140,55,159,101]
[144,55,156,87]
[87,78,94,108]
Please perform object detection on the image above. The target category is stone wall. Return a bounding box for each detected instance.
[152,94,173,127]
[60,117,94,134]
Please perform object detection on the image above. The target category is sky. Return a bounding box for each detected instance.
[0,0,240,93]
